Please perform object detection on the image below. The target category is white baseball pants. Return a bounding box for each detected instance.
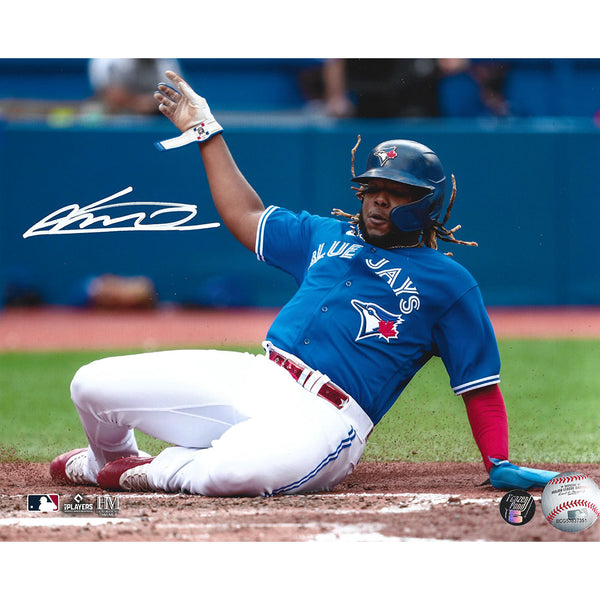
[70,348,372,496]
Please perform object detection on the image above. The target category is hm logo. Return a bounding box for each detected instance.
[96,495,120,517]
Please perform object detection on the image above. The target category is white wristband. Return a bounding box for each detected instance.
[154,119,223,151]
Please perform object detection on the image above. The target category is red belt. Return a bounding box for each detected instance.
[268,350,349,409]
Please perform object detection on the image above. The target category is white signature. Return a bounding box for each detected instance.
[23,186,220,238]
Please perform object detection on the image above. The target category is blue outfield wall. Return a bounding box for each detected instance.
[0,115,599,308]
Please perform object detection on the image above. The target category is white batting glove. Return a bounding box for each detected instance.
[154,70,223,151]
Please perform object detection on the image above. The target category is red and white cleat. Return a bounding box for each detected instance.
[97,456,155,492]
[50,448,92,485]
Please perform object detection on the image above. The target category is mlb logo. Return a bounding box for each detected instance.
[27,494,59,512]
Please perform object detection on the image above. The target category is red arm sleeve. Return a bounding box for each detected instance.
[462,384,509,472]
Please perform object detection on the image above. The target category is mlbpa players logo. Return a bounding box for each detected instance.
[351,299,403,342]
[373,146,398,166]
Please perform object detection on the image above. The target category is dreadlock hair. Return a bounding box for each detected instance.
[331,135,478,256]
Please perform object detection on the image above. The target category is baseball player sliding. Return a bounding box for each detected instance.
[50,70,558,495]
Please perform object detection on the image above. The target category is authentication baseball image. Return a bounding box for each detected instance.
[541,472,600,532]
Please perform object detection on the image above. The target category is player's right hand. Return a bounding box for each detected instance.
[153,71,223,151]
[154,70,214,133]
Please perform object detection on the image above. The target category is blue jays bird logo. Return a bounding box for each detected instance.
[373,146,398,166]
[351,299,403,342]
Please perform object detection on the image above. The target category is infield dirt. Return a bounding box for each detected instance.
[1,460,599,542]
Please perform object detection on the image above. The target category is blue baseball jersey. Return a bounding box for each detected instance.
[256,206,500,425]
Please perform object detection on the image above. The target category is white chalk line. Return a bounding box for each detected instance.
[0,517,130,527]
[153,520,451,542]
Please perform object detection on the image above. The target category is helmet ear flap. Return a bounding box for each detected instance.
[390,190,435,232]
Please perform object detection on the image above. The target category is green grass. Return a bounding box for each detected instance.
[0,349,174,462]
[1,340,599,464]
[367,339,600,464]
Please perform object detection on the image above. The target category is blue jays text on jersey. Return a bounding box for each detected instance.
[256,206,500,425]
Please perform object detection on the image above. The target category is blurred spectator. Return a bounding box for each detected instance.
[301,58,441,118]
[88,59,182,115]
[438,59,512,117]
[69,274,157,310]
[300,58,512,119]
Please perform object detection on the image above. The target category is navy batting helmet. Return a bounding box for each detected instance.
[351,140,446,232]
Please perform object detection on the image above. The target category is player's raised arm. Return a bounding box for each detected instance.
[154,70,264,251]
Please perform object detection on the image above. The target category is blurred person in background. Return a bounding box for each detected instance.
[437,59,512,117]
[300,58,512,119]
[302,58,442,118]
[68,274,157,310]
[88,58,182,115]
